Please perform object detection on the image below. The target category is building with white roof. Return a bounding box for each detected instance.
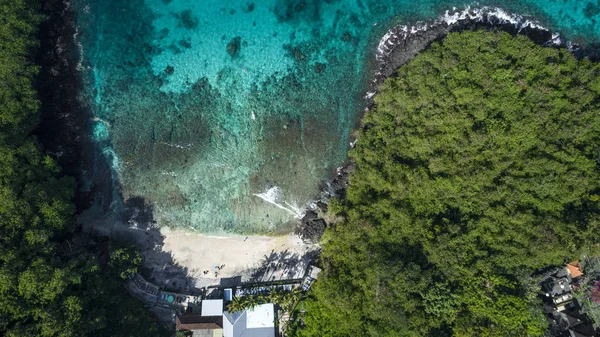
[202,299,224,317]
[223,303,275,337]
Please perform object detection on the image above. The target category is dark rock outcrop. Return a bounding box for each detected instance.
[296,216,327,244]
[368,8,563,108]
[313,62,326,73]
[227,36,242,58]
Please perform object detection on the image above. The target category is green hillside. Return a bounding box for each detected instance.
[296,30,600,337]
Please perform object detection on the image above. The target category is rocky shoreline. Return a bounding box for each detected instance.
[367,6,568,103]
[36,0,125,215]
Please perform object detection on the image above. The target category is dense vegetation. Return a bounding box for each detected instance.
[0,1,164,335]
[296,30,600,337]
[227,288,303,312]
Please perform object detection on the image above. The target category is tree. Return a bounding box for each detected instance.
[227,295,246,312]
[109,246,143,279]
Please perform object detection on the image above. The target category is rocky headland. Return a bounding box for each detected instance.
[296,6,600,244]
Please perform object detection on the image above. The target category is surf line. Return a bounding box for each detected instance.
[253,186,305,219]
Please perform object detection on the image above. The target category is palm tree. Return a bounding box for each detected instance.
[244,294,260,309]
[256,292,268,304]
[284,288,303,307]
[269,290,285,305]
[227,296,245,312]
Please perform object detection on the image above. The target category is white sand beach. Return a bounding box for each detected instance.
[81,208,319,291]
[149,229,320,288]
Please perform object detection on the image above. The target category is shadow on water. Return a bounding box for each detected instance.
[34,0,94,211]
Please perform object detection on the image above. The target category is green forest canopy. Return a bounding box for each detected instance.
[297,30,600,337]
[0,1,165,335]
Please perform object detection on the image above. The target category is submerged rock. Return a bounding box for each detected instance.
[243,2,255,13]
[178,39,192,49]
[282,45,305,61]
[158,28,169,39]
[164,65,174,75]
[313,62,326,73]
[179,9,199,30]
[227,36,242,58]
[341,31,352,42]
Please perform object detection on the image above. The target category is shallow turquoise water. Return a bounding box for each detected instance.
[72,0,600,233]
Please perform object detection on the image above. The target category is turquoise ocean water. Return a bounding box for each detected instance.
[72,0,600,233]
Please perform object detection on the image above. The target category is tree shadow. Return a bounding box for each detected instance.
[219,276,243,288]
[123,196,199,294]
[35,0,199,325]
[82,195,199,295]
[248,248,319,283]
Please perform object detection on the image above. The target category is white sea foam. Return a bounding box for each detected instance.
[73,27,85,72]
[253,186,305,219]
[160,142,192,150]
[550,32,562,46]
[376,6,555,63]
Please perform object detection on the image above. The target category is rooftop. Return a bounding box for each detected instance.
[246,303,275,329]
[567,261,584,279]
[223,303,275,337]
[176,314,223,331]
[202,299,224,317]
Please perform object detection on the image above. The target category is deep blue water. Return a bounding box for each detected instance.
[72,0,600,233]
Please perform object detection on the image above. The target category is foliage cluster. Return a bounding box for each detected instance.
[590,282,600,304]
[0,1,165,336]
[227,287,303,312]
[574,280,600,329]
[574,254,600,329]
[296,30,600,337]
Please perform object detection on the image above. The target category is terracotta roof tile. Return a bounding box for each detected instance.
[567,261,584,279]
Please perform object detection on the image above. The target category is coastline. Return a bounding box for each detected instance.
[154,228,319,288]
[40,2,592,291]
[295,6,570,243]
[366,6,567,103]
[35,0,96,211]
[147,7,576,289]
